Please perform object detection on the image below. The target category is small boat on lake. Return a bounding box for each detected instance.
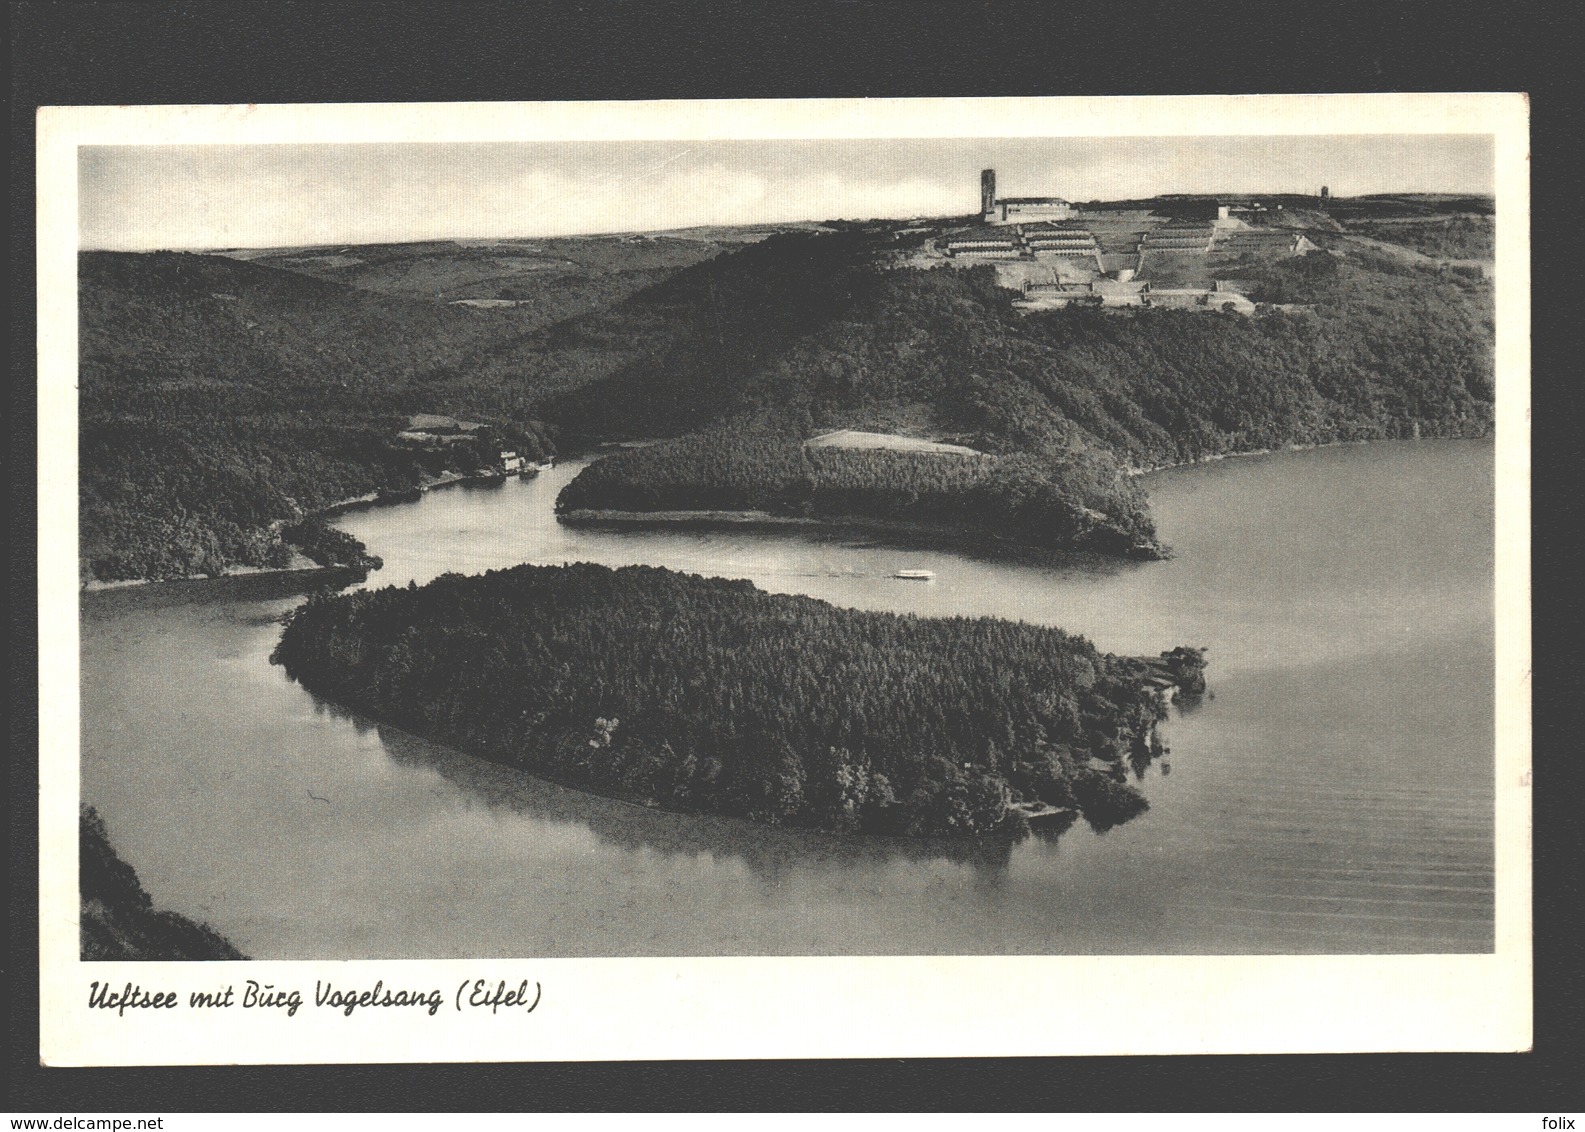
[894,569,936,581]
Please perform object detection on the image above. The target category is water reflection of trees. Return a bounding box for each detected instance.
[305,677,1169,886]
[350,712,1024,883]
[81,566,363,618]
[1126,726,1170,783]
[1029,809,1080,843]
[816,529,1143,578]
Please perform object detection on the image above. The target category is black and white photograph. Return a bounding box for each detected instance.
[36,95,1531,1064]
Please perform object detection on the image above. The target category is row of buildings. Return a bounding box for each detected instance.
[941,210,1315,275]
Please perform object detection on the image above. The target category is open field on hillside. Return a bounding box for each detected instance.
[804,430,984,456]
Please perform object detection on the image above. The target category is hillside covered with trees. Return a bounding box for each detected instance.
[549,236,1491,545]
[78,251,559,581]
[81,216,1493,579]
[273,564,1185,838]
[527,229,1491,452]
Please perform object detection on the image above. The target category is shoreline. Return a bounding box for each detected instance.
[558,508,1165,560]
[315,704,1042,852]
[266,564,1191,837]
[1124,430,1492,478]
[1127,439,1369,478]
[80,806,247,961]
[288,646,1198,843]
[81,558,329,593]
[82,466,540,591]
[80,564,374,613]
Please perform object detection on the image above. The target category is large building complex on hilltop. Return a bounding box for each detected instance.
[922,169,1326,314]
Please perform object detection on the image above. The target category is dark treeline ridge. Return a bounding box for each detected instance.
[246,234,729,316]
[80,806,246,960]
[79,251,557,581]
[273,563,1182,838]
[1326,193,1494,220]
[558,418,1158,555]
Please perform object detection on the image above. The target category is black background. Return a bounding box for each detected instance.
[9,0,1580,1112]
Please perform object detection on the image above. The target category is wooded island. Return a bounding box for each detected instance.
[273,563,1202,838]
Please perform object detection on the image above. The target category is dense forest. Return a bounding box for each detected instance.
[1345,216,1495,261]
[79,252,557,580]
[81,214,1493,580]
[81,806,245,960]
[558,418,1159,555]
[273,564,1190,838]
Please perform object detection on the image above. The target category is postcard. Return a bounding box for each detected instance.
[38,93,1530,1064]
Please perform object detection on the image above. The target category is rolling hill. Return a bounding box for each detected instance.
[79,204,1495,580]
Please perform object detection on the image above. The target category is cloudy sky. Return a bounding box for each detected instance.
[80,134,1494,251]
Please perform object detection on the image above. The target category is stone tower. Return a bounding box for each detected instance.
[981,169,997,221]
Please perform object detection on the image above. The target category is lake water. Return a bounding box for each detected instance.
[80,439,1495,956]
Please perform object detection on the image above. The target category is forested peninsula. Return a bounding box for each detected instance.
[557,418,1160,556]
[80,209,1492,580]
[552,243,1491,549]
[272,564,1203,838]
